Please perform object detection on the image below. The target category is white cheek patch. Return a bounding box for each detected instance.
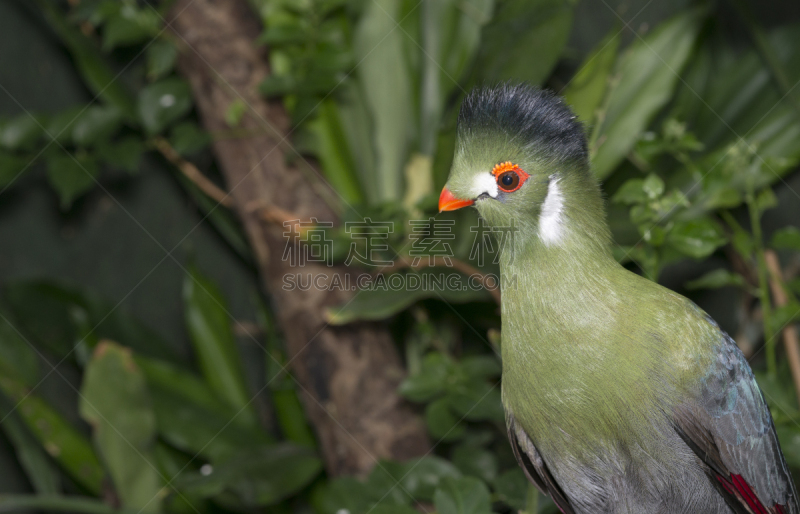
[471,173,498,198]
[539,177,564,244]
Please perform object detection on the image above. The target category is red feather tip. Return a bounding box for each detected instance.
[717,474,787,514]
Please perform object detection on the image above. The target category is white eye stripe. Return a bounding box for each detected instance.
[471,173,498,198]
[539,177,564,244]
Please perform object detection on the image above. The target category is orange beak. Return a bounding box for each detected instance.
[439,187,474,212]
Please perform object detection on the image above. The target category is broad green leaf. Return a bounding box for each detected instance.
[564,29,620,125]
[0,151,33,188]
[307,99,364,205]
[45,151,99,209]
[169,122,212,156]
[458,355,500,379]
[72,105,123,147]
[425,398,466,442]
[0,314,38,386]
[147,380,268,462]
[46,106,85,145]
[0,114,43,151]
[685,269,746,290]
[394,456,462,501]
[3,280,180,364]
[146,39,178,80]
[174,444,322,506]
[493,468,528,511]
[0,378,103,494]
[325,270,491,325]
[642,173,665,199]
[444,380,503,423]
[611,179,647,205]
[79,342,161,512]
[0,495,139,514]
[433,476,491,514]
[666,217,727,260]
[452,445,497,483]
[771,226,800,251]
[591,11,703,178]
[39,2,137,120]
[183,267,255,426]
[476,0,572,86]
[0,398,61,494]
[95,136,144,173]
[102,5,160,50]
[138,79,193,135]
[398,352,452,402]
[354,0,411,202]
[777,425,800,468]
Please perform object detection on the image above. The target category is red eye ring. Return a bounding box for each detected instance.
[492,161,529,193]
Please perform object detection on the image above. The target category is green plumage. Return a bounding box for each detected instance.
[442,84,797,513]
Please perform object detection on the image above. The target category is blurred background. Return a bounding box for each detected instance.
[1,0,800,513]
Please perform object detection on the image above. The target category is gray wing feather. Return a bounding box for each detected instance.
[674,329,798,513]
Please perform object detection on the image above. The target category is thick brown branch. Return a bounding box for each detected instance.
[168,0,430,475]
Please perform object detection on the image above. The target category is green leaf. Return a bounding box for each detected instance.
[0,314,38,386]
[425,398,466,442]
[0,495,140,514]
[591,11,703,178]
[642,173,665,199]
[72,105,123,147]
[458,355,500,379]
[476,0,573,86]
[39,2,137,120]
[0,151,33,188]
[771,226,800,251]
[0,114,43,151]
[433,476,492,514]
[96,136,144,173]
[138,78,193,135]
[0,399,61,494]
[79,342,161,512]
[777,425,800,468]
[224,99,247,128]
[307,99,364,205]
[353,0,411,202]
[174,444,322,506]
[754,187,779,213]
[444,380,503,423]
[685,269,746,290]
[183,267,255,426]
[0,378,104,494]
[325,270,491,325]
[395,456,462,502]
[493,468,528,511]
[45,151,99,209]
[666,218,727,260]
[398,353,452,402]
[611,179,646,205]
[146,39,178,80]
[451,445,497,483]
[169,122,211,156]
[564,29,620,125]
[102,5,160,50]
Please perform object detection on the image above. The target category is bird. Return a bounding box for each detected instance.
[438,83,798,514]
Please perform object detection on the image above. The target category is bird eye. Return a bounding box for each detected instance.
[497,171,520,192]
[491,161,530,193]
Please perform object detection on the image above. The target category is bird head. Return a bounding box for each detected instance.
[440,84,595,246]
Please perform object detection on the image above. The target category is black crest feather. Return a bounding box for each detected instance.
[458,83,588,164]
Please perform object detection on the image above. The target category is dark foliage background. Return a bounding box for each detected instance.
[1,0,800,513]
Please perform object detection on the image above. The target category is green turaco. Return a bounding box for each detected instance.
[439,83,798,514]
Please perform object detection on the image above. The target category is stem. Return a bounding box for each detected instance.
[524,484,540,514]
[764,250,800,406]
[748,197,776,376]
[0,495,136,514]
